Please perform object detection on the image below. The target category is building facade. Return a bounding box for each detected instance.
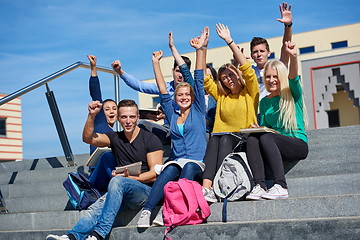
[138,23,360,129]
[0,94,23,161]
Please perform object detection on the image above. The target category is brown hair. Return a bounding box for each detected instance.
[117,99,139,114]
[217,63,245,95]
[250,37,270,52]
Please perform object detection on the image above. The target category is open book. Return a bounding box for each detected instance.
[86,147,112,167]
[240,127,279,134]
[115,161,142,176]
[154,159,205,175]
[139,108,158,120]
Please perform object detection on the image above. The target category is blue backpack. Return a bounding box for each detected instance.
[63,172,101,210]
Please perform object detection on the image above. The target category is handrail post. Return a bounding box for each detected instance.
[45,84,75,166]
[114,73,121,131]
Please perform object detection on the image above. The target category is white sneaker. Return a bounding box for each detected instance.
[85,236,98,240]
[202,187,217,203]
[46,235,70,240]
[246,184,267,200]
[137,210,151,228]
[152,208,164,226]
[262,184,289,200]
[85,236,96,240]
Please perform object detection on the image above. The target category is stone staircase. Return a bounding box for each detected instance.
[0,125,359,240]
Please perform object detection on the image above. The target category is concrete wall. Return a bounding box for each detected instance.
[330,90,360,126]
[301,52,360,129]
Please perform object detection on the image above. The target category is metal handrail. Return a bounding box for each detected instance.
[0,61,117,106]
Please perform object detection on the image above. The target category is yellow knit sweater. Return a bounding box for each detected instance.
[204,61,259,133]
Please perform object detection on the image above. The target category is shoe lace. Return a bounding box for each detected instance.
[140,210,150,218]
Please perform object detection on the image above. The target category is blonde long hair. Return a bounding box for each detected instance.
[264,60,308,131]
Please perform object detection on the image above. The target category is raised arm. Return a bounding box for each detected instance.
[189,26,208,71]
[285,41,298,79]
[216,23,247,66]
[168,31,186,67]
[88,55,103,102]
[111,60,160,94]
[88,55,98,77]
[277,2,293,66]
[82,101,111,147]
[152,50,168,94]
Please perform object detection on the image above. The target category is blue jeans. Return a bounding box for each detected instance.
[143,162,202,212]
[67,176,151,240]
[89,152,117,192]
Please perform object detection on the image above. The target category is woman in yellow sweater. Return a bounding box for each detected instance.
[202,23,259,202]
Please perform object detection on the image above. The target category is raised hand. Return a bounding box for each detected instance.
[87,55,97,67]
[111,60,122,73]
[277,2,292,25]
[168,31,175,49]
[202,26,210,47]
[215,23,232,44]
[190,36,202,49]
[284,41,297,57]
[88,100,102,116]
[152,50,163,62]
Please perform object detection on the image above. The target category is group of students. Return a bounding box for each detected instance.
[47,2,309,240]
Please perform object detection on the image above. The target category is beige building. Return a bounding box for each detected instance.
[138,23,360,130]
[0,94,23,161]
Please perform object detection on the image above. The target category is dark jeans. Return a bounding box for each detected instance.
[143,162,203,212]
[246,132,308,189]
[203,134,243,181]
[89,152,117,192]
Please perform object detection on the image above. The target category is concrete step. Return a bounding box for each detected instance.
[285,155,360,178]
[3,169,360,213]
[1,181,66,199]
[0,164,90,185]
[0,154,89,174]
[2,216,360,240]
[1,216,359,240]
[2,170,360,201]
[4,194,75,213]
[1,193,359,231]
[307,125,360,141]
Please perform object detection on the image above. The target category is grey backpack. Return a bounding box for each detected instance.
[213,152,254,222]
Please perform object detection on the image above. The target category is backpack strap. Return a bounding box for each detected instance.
[189,180,211,218]
[222,198,228,222]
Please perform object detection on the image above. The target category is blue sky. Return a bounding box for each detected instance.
[1,0,359,159]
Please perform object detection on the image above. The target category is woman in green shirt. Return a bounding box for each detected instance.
[246,41,308,200]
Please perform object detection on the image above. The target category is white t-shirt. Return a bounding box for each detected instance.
[252,65,269,101]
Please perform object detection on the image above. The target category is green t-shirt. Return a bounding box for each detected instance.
[259,75,308,143]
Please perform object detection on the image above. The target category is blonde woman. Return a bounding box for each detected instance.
[137,30,208,228]
[246,41,308,200]
[202,23,259,202]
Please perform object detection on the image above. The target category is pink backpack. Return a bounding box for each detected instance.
[163,178,211,239]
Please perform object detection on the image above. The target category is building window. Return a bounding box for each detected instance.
[0,118,6,136]
[268,52,275,59]
[299,46,315,54]
[331,40,348,49]
[327,109,340,128]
